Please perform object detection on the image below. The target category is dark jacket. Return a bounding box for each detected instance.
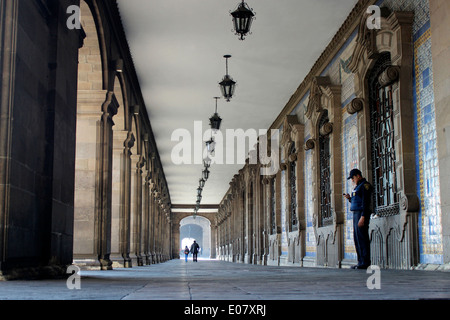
[190,242,200,254]
[349,178,373,218]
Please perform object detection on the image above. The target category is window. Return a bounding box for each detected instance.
[369,52,399,216]
[270,178,276,234]
[289,144,298,231]
[319,110,332,226]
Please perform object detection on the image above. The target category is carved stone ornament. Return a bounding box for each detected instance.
[280,163,287,171]
[347,98,364,115]
[401,194,420,212]
[378,65,400,87]
[305,139,316,151]
[304,139,315,151]
[288,153,297,163]
[319,122,333,137]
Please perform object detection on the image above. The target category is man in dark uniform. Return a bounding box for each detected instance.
[190,240,200,262]
[344,169,373,269]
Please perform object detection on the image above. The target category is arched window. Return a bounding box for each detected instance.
[368,52,399,216]
[270,177,277,234]
[289,144,298,231]
[319,109,332,226]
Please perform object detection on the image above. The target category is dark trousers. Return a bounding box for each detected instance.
[192,253,198,262]
[353,211,371,266]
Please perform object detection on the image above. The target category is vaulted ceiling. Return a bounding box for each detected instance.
[116,0,359,212]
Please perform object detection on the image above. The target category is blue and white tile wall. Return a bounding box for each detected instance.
[380,0,443,264]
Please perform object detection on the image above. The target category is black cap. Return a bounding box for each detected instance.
[347,169,362,180]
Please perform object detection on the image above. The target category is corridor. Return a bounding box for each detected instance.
[0,260,449,301]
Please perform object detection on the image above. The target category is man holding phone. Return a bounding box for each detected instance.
[343,169,373,269]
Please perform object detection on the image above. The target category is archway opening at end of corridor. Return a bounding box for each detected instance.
[179,216,212,260]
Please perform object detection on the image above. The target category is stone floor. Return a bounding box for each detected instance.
[0,259,449,301]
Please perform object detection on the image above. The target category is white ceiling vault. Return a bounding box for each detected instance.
[116,0,359,211]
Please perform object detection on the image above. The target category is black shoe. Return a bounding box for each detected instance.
[351,265,358,269]
[356,265,369,269]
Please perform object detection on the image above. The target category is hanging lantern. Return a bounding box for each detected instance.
[206,137,216,155]
[199,178,206,188]
[219,55,236,102]
[203,156,212,169]
[197,186,203,196]
[202,167,210,181]
[231,0,255,40]
[209,97,222,132]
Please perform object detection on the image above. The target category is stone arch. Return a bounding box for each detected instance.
[180,216,211,258]
[171,213,215,259]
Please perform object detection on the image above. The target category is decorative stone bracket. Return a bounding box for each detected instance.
[304,139,315,151]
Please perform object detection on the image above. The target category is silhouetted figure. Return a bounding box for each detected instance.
[190,241,200,262]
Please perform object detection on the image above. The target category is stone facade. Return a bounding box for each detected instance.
[215,0,450,269]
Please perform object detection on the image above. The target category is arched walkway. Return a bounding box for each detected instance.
[180,216,211,259]
[72,0,172,271]
[171,212,217,260]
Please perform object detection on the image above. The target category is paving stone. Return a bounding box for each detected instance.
[0,259,449,301]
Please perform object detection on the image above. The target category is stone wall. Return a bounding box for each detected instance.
[0,0,81,278]
[215,0,448,269]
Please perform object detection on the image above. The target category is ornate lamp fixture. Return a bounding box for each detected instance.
[206,136,216,155]
[199,178,206,188]
[197,186,203,197]
[209,97,222,132]
[219,55,236,102]
[202,167,210,181]
[231,0,255,40]
[203,156,212,169]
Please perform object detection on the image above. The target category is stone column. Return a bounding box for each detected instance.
[95,92,118,270]
[210,225,217,259]
[142,163,151,264]
[120,132,134,268]
[110,129,131,267]
[130,154,144,266]
[74,90,106,262]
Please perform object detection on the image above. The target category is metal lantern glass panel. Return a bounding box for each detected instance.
[199,178,205,188]
[231,1,255,40]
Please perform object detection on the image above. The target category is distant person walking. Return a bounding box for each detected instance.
[190,241,200,262]
[183,246,190,262]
